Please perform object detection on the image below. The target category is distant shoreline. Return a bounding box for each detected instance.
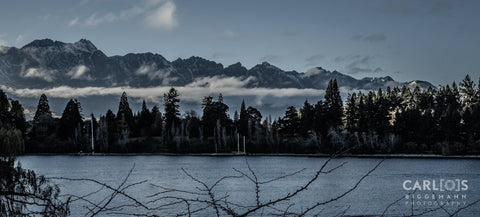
[19,153,480,159]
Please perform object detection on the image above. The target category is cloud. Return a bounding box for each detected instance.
[67,65,93,80]
[259,55,279,63]
[351,33,387,43]
[85,12,117,26]
[0,35,9,53]
[219,30,241,39]
[210,52,233,59]
[374,67,383,73]
[144,1,178,30]
[68,17,79,26]
[71,0,177,30]
[303,67,326,77]
[21,68,56,82]
[135,63,177,85]
[305,54,324,66]
[381,0,452,15]
[83,6,145,26]
[15,35,24,44]
[335,54,384,75]
[1,76,326,103]
[0,34,8,45]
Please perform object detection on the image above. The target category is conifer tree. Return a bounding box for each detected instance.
[150,105,163,137]
[117,92,134,129]
[58,99,83,152]
[105,109,116,149]
[0,90,10,124]
[239,99,248,136]
[33,94,52,122]
[299,100,314,136]
[324,79,343,129]
[139,100,152,136]
[281,106,300,137]
[164,88,180,138]
[344,93,358,133]
[10,100,26,135]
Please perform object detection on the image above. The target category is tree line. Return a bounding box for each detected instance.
[1,75,480,155]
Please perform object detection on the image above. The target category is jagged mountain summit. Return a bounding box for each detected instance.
[0,39,434,90]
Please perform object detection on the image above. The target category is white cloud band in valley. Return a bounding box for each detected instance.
[1,76,325,103]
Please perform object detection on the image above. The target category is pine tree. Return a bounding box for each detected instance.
[58,99,83,152]
[299,100,314,136]
[374,88,390,135]
[324,79,343,129]
[201,94,230,138]
[344,93,358,133]
[164,88,180,139]
[117,92,134,129]
[0,90,10,124]
[150,105,163,137]
[105,109,116,150]
[239,99,248,136]
[9,100,26,135]
[139,100,152,136]
[33,94,52,122]
[281,106,300,137]
[313,100,327,135]
[357,94,367,133]
[460,74,477,109]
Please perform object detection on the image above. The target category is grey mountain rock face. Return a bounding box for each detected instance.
[0,39,434,90]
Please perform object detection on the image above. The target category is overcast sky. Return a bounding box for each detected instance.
[0,0,479,85]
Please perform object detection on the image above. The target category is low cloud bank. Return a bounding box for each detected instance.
[2,76,327,105]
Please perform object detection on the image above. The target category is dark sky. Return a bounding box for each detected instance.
[0,0,479,85]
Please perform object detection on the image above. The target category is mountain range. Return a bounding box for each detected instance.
[0,39,434,90]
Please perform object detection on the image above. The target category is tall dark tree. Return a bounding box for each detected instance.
[239,99,248,136]
[324,79,343,129]
[139,100,152,136]
[105,109,117,150]
[313,100,327,135]
[150,105,163,137]
[460,74,478,108]
[185,110,201,139]
[164,88,180,138]
[460,75,480,145]
[280,106,300,137]
[58,99,83,152]
[0,90,10,124]
[117,92,134,129]
[33,94,52,122]
[344,93,358,133]
[299,100,314,136]
[357,94,367,133]
[201,94,230,139]
[373,89,390,135]
[10,100,26,135]
[435,84,462,153]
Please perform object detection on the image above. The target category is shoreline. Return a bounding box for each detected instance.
[20,153,480,159]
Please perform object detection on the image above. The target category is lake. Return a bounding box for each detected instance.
[17,155,480,216]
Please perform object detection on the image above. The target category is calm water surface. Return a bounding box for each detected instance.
[17,155,480,216]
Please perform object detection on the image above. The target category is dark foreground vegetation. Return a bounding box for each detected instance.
[1,76,480,216]
[0,75,479,155]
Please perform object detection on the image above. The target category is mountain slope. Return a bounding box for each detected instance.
[0,39,435,90]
